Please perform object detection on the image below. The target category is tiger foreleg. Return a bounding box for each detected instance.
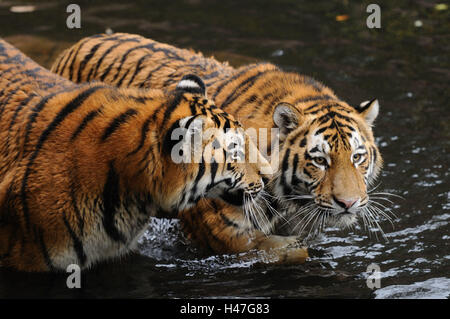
[178,199,308,264]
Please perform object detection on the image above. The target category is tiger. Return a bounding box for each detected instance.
[51,32,384,259]
[0,38,274,272]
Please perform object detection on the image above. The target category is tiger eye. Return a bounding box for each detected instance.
[353,154,362,162]
[314,157,326,166]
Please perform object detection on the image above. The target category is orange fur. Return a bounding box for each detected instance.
[0,39,268,271]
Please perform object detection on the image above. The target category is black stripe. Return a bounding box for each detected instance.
[304,152,313,161]
[52,52,66,75]
[92,37,142,80]
[21,86,104,230]
[4,94,36,162]
[55,48,75,75]
[90,42,121,79]
[249,91,272,116]
[138,62,170,88]
[127,54,151,86]
[0,66,19,78]
[221,70,274,110]
[280,149,292,194]
[161,92,183,129]
[68,39,91,81]
[287,128,305,146]
[211,114,221,128]
[291,153,299,183]
[20,88,82,156]
[0,74,31,99]
[100,56,119,82]
[101,108,138,142]
[299,137,307,147]
[71,108,102,141]
[37,227,55,271]
[85,37,135,81]
[126,116,152,157]
[314,126,327,136]
[303,168,312,179]
[102,162,126,243]
[188,99,198,116]
[309,146,320,153]
[189,160,206,202]
[223,118,231,131]
[110,44,155,83]
[219,212,240,228]
[212,64,259,100]
[263,90,291,115]
[371,146,377,167]
[0,79,37,118]
[0,68,41,100]
[65,34,105,79]
[22,91,59,152]
[281,149,291,174]
[85,64,96,82]
[77,42,103,82]
[62,211,87,266]
[29,85,104,148]
[116,68,131,87]
[135,146,154,177]
[210,160,218,185]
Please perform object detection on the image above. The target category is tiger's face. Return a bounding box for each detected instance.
[203,123,273,207]
[161,75,271,211]
[271,100,382,234]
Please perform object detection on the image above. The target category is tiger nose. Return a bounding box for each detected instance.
[334,196,358,209]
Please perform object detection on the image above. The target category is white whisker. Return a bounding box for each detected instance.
[365,205,389,242]
[283,202,316,227]
[369,191,404,200]
[368,202,396,229]
[369,196,395,205]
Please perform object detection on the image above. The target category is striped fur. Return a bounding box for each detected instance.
[51,33,384,259]
[0,39,269,272]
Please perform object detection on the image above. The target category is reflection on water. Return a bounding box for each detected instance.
[0,0,448,298]
[375,278,450,299]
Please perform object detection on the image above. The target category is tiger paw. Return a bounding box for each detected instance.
[255,235,309,264]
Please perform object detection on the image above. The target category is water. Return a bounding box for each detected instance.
[0,0,448,298]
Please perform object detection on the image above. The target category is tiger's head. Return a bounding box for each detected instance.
[161,75,272,211]
[271,98,382,235]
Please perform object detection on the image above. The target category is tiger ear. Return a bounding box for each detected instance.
[176,74,206,97]
[273,103,302,141]
[358,99,379,126]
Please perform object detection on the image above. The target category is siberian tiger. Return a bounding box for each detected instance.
[0,38,274,272]
[51,33,384,258]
